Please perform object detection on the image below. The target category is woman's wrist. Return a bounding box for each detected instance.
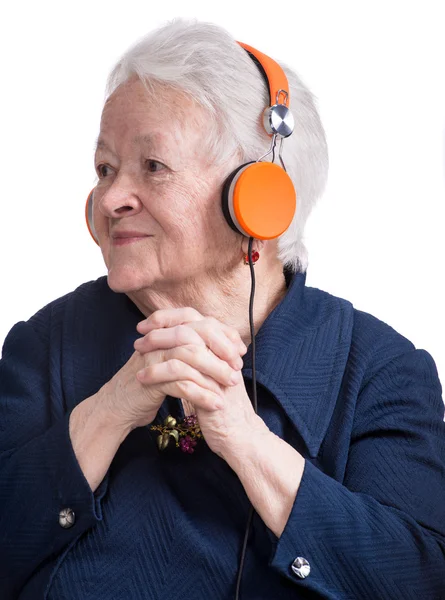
[94,385,135,436]
[69,392,132,493]
[221,419,305,537]
[219,414,271,467]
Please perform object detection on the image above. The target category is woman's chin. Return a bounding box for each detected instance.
[106,265,152,293]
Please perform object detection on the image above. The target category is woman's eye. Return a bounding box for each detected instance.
[95,161,164,177]
[96,164,113,178]
[146,160,165,173]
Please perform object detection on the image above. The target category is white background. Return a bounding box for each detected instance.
[1,1,444,390]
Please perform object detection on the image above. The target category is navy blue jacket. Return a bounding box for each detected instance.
[1,269,444,599]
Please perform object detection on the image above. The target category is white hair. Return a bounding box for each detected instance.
[105,18,329,274]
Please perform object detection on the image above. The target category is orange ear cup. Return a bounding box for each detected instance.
[85,189,99,245]
[222,162,296,240]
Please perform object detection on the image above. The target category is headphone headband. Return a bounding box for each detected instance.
[237,41,294,138]
[237,42,291,107]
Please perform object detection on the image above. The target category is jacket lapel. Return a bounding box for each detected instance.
[241,271,354,458]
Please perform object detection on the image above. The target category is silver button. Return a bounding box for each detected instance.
[291,556,310,578]
[59,508,75,529]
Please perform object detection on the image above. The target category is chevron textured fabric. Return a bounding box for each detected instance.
[1,269,444,599]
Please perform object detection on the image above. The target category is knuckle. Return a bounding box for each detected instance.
[148,312,164,328]
[154,349,165,364]
[175,324,189,344]
[141,364,155,380]
[183,344,200,357]
[169,347,184,363]
[177,380,193,395]
[185,307,200,320]
[210,380,222,395]
[145,330,157,343]
[167,358,182,375]
[225,327,237,340]
[201,321,214,337]
[226,364,235,378]
[201,372,221,394]
[136,336,148,350]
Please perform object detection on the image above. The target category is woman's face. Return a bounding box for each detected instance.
[93,77,241,293]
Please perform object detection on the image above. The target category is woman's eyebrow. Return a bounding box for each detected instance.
[94,134,156,155]
[94,138,114,155]
[133,134,155,147]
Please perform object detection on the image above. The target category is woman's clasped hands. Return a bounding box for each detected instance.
[101,307,268,459]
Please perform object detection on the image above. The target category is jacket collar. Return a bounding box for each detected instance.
[241,268,354,458]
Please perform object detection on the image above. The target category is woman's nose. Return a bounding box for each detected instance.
[98,185,143,218]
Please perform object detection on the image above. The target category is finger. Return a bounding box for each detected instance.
[138,309,248,355]
[138,358,221,394]
[134,325,206,354]
[135,322,244,371]
[216,322,248,354]
[164,380,222,412]
[168,344,242,387]
[137,359,223,411]
[191,320,244,371]
[137,307,202,334]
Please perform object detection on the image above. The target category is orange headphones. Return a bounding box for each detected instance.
[85,41,297,244]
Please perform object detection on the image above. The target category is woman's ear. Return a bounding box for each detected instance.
[240,237,266,256]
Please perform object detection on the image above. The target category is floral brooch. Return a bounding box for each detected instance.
[150,414,202,454]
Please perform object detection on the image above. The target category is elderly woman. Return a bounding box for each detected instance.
[1,19,444,600]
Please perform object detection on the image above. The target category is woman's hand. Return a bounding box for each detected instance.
[133,308,268,458]
[98,308,248,435]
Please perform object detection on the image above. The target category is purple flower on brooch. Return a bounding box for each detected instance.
[183,415,198,427]
[180,435,198,454]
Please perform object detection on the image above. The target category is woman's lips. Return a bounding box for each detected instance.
[111,232,152,246]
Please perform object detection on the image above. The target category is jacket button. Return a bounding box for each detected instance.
[59,508,75,529]
[291,556,310,578]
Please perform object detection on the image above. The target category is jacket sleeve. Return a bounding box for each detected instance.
[269,348,445,599]
[0,319,109,599]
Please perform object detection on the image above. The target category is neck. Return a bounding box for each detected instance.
[126,261,288,347]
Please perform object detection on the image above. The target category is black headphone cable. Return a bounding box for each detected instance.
[234,235,258,600]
